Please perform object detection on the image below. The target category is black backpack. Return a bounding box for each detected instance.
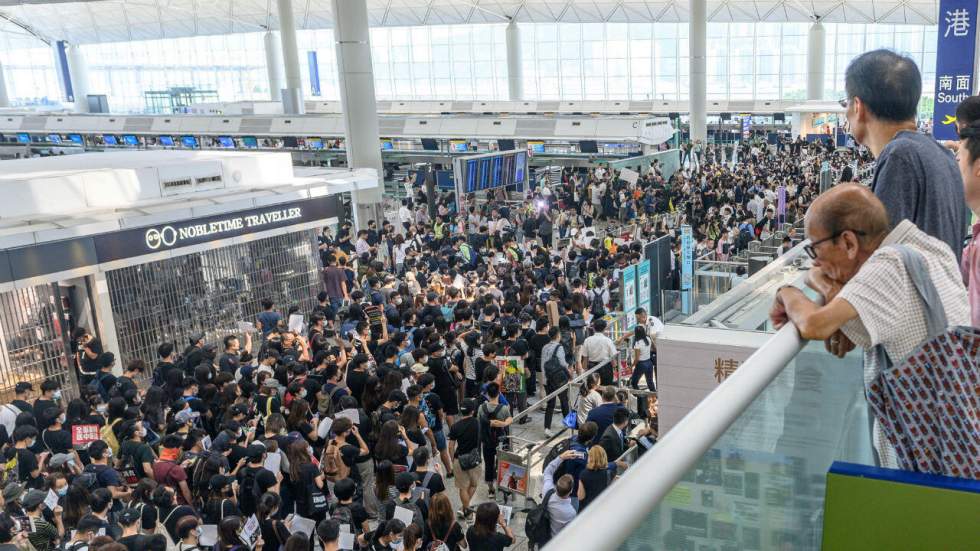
[479,403,504,445]
[525,489,555,546]
[238,467,260,516]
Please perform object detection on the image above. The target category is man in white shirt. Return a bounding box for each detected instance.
[398,199,412,233]
[541,452,579,536]
[354,230,371,257]
[770,184,969,467]
[579,319,618,386]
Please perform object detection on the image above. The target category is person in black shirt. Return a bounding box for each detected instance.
[75,329,103,385]
[203,475,240,525]
[11,382,33,415]
[33,380,61,422]
[182,334,206,377]
[115,360,145,404]
[447,399,480,517]
[94,353,118,399]
[218,336,242,375]
[38,407,72,456]
[12,426,42,489]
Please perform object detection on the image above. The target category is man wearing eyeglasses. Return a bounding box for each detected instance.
[769,184,968,467]
[842,49,966,263]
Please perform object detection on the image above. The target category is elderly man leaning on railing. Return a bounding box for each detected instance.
[769,183,973,475]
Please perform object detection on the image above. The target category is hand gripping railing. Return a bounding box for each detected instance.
[543,322,807,550]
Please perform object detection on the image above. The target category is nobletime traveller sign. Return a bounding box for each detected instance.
[933,0,978,141]
[95,196,340,263]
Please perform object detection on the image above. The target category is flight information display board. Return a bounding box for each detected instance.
[453,149,528,195]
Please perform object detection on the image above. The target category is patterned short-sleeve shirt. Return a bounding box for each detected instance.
[837,220,970,466]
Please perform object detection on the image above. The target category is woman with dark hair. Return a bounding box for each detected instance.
[151,485,196,544]
[286,439,326,522]
[398,405,428,450]
[284,398,315,439]
[62,480,93,531]
[255,493,290,551]
[360,375,384,415]
[365,519,405,551]
[374,460,397,503]
[215,516,258,551]
[127,478,159,534]
[373,420,413,468]
[465,502,513,551]
[630,325,655,395]
[140,386,167,438]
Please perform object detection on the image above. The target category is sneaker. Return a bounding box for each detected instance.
[544,428,555,438]
[464,507,476,521]
[456,509,466,520]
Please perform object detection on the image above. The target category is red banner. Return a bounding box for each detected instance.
[71,424,100,447]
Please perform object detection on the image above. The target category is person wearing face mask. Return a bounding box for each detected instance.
[425,343,460,426]
[365,519,405,551]
[23,488,62,551]
[174,516,205,551]
[11,426,43,490]
[33,381,62,420]
[83,441,132,501]
[38,407,72,456]
[117,420,156,483]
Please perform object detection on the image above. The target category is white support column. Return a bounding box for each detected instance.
[277,0,305,114]
[264,31,285,102]
[505,18,524,101]
[688,0,707,142]
[0,60,9,108]
[807,21,826,101]
[332,0,383,228]
[67,45,90,113]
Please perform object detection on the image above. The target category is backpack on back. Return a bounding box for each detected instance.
[100,419,122,458]
[320,439,349,482]
[384,495,424,529]
[479,403,505,445]
[524,489,555,546]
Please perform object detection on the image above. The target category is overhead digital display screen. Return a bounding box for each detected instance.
[159,136,175,147]
[16,133,31,144]
[103,135,118,146]
[217,136,235,148]
[242,136,258,148]
[181,136,199,148]
[458,149,529,194]
[68,134,84,145]
[307,137,324,149]
[122,135,139,146]
[48,134,62,144]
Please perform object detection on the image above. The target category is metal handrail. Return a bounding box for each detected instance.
[543,322,807,550]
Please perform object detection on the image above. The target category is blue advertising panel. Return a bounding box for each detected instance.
[307,51,321,97]
[681,224,693,313]
[637,260,651,317]
[741,116,751,139]
[933,0,977,140]
[621,264,637,329]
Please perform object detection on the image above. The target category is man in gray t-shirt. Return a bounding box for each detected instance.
[843,49,966,262]
[872,131,966,262]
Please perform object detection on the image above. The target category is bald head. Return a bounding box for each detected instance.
[806,184,890,248]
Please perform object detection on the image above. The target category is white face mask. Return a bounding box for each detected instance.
[58,413,67,425]
[53,391,62,400]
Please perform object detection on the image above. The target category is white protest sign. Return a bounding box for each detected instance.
[619,168,640,185]
[393,505,415,526]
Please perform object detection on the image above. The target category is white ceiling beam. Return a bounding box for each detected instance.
[654,2,674,21]
[709,1,728,19]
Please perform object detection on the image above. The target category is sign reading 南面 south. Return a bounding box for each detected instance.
[144,208,303,250]
[94,196,341,263]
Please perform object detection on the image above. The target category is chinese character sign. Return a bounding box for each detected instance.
[681,224,694,314]
[71,424,100,447]
[713,358,741,383]
[934,0,977,140]
[741,116,752,139]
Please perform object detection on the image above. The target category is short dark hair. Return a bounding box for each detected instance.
[844,49,921,122]
[613,408,630,426]
[158,342,174,359]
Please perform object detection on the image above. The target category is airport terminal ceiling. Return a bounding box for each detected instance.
[0,0,938,46]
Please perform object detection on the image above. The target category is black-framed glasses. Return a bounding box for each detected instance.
[804,229,866,259]
[838,97,850,109]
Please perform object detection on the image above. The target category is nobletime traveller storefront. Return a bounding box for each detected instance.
[0,195,342,397]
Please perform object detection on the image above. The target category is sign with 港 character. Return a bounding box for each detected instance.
[933,0,978,140]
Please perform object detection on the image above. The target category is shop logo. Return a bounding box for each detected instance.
[145,226,177,250]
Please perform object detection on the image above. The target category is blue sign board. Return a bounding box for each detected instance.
[637,260,651,317]
[307,51,321,97]
[741,116,751,139]
[621,264,637,329]
[55,41,74,102]
[933,0,977,140]
[681,224,693,314]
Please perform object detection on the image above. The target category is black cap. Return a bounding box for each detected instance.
[460,398,477,416]
[117,508,142,525]
[210,474,235,491]
[245,443,266,461]
[229,404,249,418]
